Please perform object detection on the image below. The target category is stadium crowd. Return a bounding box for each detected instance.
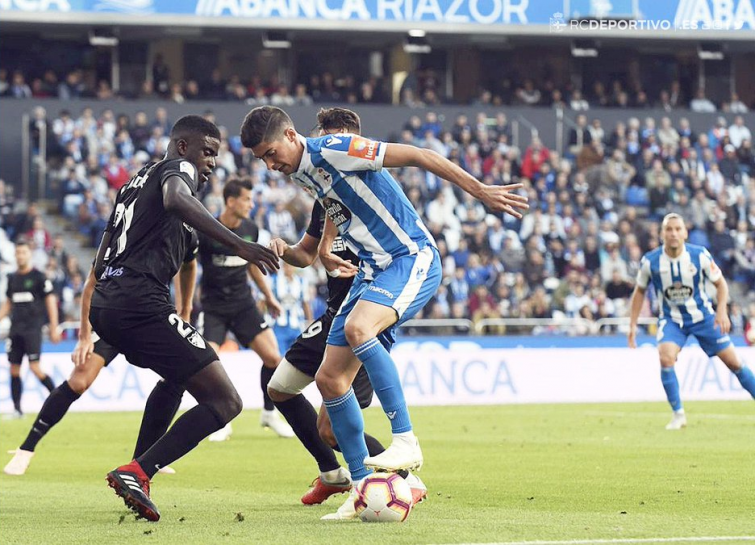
[1,62,751,113]
[2,103,755,337]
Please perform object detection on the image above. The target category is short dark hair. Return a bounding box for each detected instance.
[15,238,30,249]
[223,178,253,203]
[317,107,361,135]
[240,106,293,149]
[170,115,221,142]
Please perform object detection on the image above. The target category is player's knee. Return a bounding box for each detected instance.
[9,364,21,377]
[226,390,243,421]
[67,375,91,395]
[267,386,291,403]
[155,379,184,401]
[659,354,676,368]
[344,319,372,347]
[315,368,348,398]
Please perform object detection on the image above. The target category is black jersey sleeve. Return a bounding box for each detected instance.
[159,160,199,194]
[305,201,325,240]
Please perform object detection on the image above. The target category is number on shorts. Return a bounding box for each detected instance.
[168,313,193,338]
[301,320,323,339]
[656,319,666,342]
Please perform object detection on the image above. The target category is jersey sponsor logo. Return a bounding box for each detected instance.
[368,285,395,299]
[179,161,196,179]
[347,137,379,160]
[331,237,348,253]
[212,254,248,267]
[100,266,124,278]
[11,292,34,303]
[664,283,693,304]
[323,198,352,231]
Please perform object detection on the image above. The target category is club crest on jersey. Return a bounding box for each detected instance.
[347,137,379,161]
[323,198,352,231]
[186,331,206,349]
[316,168,331,184]
[664,282,693,304]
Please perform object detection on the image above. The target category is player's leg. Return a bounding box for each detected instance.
[316,343,366,520]
[131,379,184,459]
[268,356,351,504]
[27,330,54,392]
[658,329,686,429]
[717,347,755,398]
[199,310,234,442]
[356,247,441,470]
[7,335,25,415]
[4,351,107,476]
[245,321,293,438]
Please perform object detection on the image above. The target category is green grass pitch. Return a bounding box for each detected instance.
[1,402,754,545]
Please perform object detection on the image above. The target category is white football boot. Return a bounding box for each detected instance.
[208,423,233,442]
[321,482,359,520]
[364,434,423,471]
[665,411,687,430]
[260,409,295,438]
[4,449,34,475]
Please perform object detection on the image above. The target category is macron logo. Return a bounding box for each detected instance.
[386,411,397,420]
[368,286,394,299]
[325,136,342,147]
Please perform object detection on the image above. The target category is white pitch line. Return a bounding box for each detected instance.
[584,411,755,421]
[440,536,755,545]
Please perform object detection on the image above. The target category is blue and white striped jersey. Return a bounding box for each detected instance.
[636,243,722,327]
[291,134,435,280]
[271,272,309,330]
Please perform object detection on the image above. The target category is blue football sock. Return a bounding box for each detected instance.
[661,367,683,412]
[353,338,412,434]
[323,388,371,482]
[734,365,755,399]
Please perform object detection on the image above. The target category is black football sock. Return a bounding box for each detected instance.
[132,380,183,459]
[331,433,385,458]
[39,375,55,392]
[20,381,80,452]
[364,433,386,457]
[137,404,225,479]
[260,366,275,411]
[274,394,339,472]
[11,376,22,413]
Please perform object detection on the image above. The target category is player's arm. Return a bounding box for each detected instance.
[248,264,282,319]
[627,284,646,349]
[269,233,319,267]
[72,268,97,367]
[162,175,279,274]
[628,256,651,349]
[0,298,11,323]
[382,144,529,219]
[175,259,197,323]
[44,285,61,344]
[318,217,358,278]
[712,276,731,335]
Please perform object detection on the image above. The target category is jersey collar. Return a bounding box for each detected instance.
[295,134,311,176]
[662,243,687,261]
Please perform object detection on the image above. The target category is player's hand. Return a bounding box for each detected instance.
[715,310,731,335]
[478,183,529,219]
[268,238,289,258]
[238,241,280,275]
[72,337,94,367]
[265,295,283,319]
[627,326,637,349]
[319,252,359,279]
[49,328,62,344]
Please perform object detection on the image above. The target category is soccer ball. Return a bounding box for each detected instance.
[354,472,413,523]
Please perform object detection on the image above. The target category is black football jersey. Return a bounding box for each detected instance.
[6,269,52,332]
[91,158,200,313]
[306,201,359,312]
[198,218,258,312]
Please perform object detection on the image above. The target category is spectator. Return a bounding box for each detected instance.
[690,88,716,113]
